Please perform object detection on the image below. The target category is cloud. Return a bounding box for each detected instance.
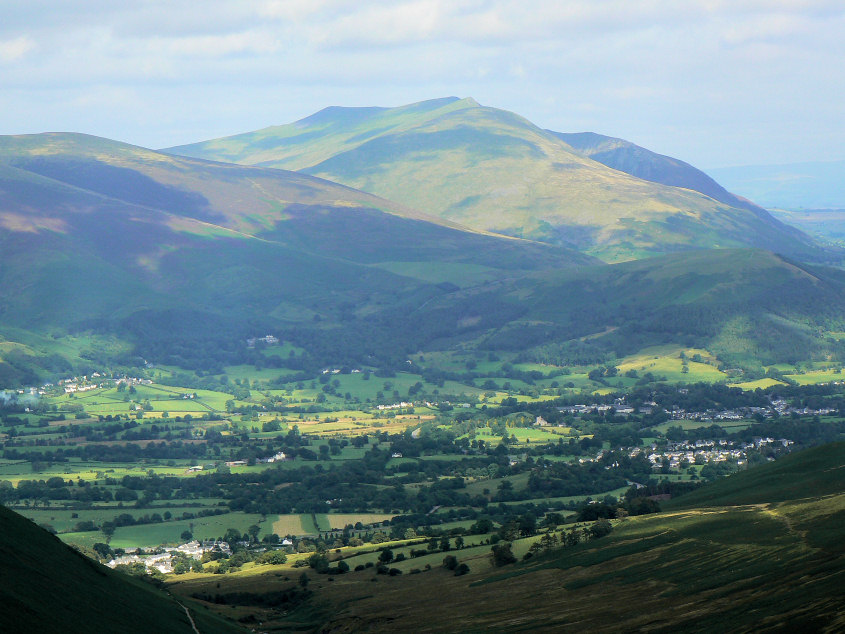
[0,35,35,62]
[0,0,843,166]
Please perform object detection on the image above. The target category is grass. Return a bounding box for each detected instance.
[616,345,726,382]
[106,512,270,549]
[299,514,320,535]
[16,505,218,533]
[272,514,306,536]
[325,513,394,530]
[786,369,845,385]
[730,377,787,390]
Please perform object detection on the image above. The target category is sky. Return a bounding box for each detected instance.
[1,0,843,168]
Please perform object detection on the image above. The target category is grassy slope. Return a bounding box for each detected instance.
[666,441,845,507]
[0,132,597,382]
[402,248,845,366]
[0,504,240,633]
[168,97,819,262]
[167,442,845,632]
[550,130,762,213]
[1,132,843,385]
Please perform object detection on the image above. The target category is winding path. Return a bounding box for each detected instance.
[178,601,201,634]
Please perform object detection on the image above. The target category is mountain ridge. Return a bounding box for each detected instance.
[167,97,823,263]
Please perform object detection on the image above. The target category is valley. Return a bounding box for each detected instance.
[0,97,843,632]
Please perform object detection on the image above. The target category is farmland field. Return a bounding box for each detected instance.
[325,513,395,529]
[107,512,270,549]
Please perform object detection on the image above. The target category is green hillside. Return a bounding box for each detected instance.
[0,132,594,383]
[398,248,845,368]
[168,98,821,262]
[0,504,239,633]
[667,441,845,507]
[170,442,845,632]
[1,133,843,385]
[551,130,762,213]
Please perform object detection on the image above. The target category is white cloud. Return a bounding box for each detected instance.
[0,35,35,62]
[0,0,842,165]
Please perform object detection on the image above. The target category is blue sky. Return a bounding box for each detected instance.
[1,0,843,168]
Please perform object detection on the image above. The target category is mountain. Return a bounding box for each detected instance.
[1,133,843,385]
[0,503,238,633]
[550,131,762,213]
[0,132,593,383]
[398,248,845,368]
[170,442,845,632]
[707,160,845,209]
[167,97,821,263]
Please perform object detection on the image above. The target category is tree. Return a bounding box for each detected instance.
[223,528,242,545]
[442,555,458,570]
[92,542,112,560]
[589,519,613,539]
[455,536,464,549]
[470,518,493,534]
[378,549,394,564]
[308,553,329,572]
[181,530,193,542]
[490,542,517,567]
[439,535,451,552]
[298,572,309,588]
[518,513,537,537]
[258,550,287,565]
[498,519,519,541]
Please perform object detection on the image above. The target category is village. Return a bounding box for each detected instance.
[635,436,794,471]
[555,393,837,422]
[107,539,232,574]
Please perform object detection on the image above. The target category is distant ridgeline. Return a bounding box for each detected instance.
[0,99,842,384]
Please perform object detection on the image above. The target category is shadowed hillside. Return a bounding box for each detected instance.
[0,504,239,633]
[0,132,594,383]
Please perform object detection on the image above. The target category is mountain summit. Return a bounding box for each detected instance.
[168,98,820,262]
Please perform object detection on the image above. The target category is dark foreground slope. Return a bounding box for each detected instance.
[0,504,239,633]
[170,443,845,632]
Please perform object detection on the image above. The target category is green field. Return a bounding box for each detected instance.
[326,513,394,530]
[786,369,845,385]
[730,378,788,390]
[107,512,270,549]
